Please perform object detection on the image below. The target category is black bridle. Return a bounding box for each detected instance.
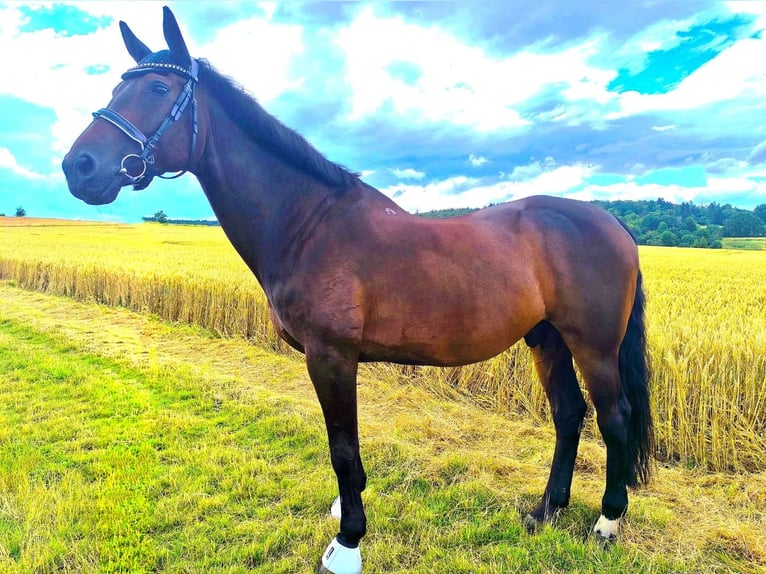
[92,59,199,191]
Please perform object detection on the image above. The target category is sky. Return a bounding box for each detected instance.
[2,1,766,222]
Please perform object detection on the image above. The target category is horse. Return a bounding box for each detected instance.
[62,8,654,573]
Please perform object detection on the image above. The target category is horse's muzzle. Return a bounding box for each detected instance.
[62,152,123,205]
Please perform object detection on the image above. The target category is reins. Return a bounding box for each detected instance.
[92,59,199,191]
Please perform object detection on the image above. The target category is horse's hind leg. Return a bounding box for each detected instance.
[574,351,631,541]
[523,321,587,531]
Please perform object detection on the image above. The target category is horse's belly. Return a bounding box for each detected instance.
[357,264,545,366]
[359,312,536,367]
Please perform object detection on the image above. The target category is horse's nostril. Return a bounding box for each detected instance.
[73,153,98,178]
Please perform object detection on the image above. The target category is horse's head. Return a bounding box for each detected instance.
[62,6,199,205]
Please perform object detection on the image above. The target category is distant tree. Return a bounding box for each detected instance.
[641,213,661,232]
[706,202,725,225]
[754,203,766,225]
[679,233,696,247]
[418,207,477,218]
[15,206,26,217]
[722,211,765,237]
[659,230,679,246]
[154,210,168,223]
[643,230,660,245]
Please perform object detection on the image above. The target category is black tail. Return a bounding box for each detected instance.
[619,269,654,487]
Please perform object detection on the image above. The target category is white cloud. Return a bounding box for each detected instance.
[200,17,304,103]
[619,15,698,59]
[383,162,593,212]
[0,147,53,180]
[608,35,766,118]
[570,181,701,204]
[707,174,761,194]
[382,159,766,214]
[727,1,766,22]
[468,154,489,167]
[508,157,557,181]
[335,7,614,131]
[389,167,425,180]
[747,139,766,164]
[383,176,478,212]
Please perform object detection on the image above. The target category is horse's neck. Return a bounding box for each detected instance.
[192,106,355,290]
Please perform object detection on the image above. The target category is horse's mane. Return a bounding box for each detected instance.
[198,59,360,189]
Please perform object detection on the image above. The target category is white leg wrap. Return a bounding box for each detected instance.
[330,496,342,520]
[321,537,362,574]
[593,514,621,541]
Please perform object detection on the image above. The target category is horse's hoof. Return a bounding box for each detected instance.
[523,513,543,534]
[523,505,559,534]
[318,537,362,574]
[592,514,620,543]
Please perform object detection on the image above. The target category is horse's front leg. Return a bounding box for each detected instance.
[306,344,366,574]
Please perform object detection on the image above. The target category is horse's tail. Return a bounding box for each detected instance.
[619,268,655,487]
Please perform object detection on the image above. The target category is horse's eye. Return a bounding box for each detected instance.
[151,82,169,96]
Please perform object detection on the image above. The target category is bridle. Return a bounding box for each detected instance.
[92,59,199,191]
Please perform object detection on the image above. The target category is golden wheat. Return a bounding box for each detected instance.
[1,219,764,472]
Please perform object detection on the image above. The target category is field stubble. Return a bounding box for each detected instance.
[1,219,765,474]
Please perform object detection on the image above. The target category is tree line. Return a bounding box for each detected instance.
[419,199,766,248]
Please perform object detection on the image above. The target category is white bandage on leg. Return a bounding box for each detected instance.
[321,537,362,574]
[330,496,342,520]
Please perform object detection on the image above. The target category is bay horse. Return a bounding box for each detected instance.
[62,8,653,573]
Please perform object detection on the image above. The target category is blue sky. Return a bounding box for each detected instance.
[2,1,766,222]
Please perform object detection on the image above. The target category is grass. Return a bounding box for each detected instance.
[0,316,328,572]
[721,237,766,251]
[0,283,764,573]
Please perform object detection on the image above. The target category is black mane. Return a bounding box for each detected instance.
[197,59,360,189]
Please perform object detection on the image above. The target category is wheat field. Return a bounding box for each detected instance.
[1,218,764,473]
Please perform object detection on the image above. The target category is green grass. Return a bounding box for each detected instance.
[0,285,763,573]
[0,319,336,573]
[721,237,766,250]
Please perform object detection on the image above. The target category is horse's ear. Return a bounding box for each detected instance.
[162,6,191,60]
[119,21,152,63]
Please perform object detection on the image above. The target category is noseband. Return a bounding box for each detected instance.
[92,59,199,191]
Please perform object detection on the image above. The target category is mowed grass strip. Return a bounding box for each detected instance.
[1,285,764,573]
[0,320,334,573]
